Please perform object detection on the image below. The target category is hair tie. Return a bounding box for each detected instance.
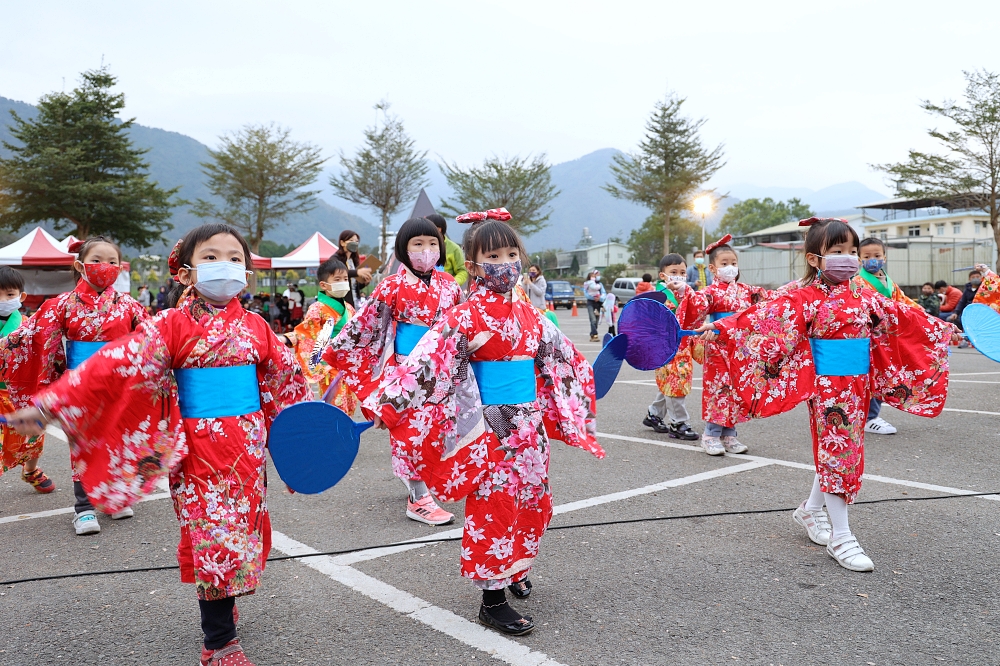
[455,208,512,224]
[704,234,733,254]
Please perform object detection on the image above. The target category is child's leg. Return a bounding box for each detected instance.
[663,396,690,424]
[402,478,429,501]
[73,480,95,514]
[823,493,851,541]
[199,597,237,650]
[793,473,833,546]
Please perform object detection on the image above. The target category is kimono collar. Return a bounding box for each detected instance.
[73,278,115,305]
[317,291,346,317]
[178,287,245,324]
[858,268,893,299]
[0,309,22,338]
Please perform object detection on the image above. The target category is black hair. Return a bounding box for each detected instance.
[426,213,447,236]
[462,219,528,266]
[336,229,361,261]
[922,282,935,289]
[970,269,983,277]
[708,244,737,265]
[658,253,686,272]
[72,236,122,281]
[859,237,886,252]
[0,266,24,292]
[800,218,860,285]
[317,257,348,284]
[167,223,253,308]
[642,273,653,282]
[394,217,445,275]
[934,280,949,289]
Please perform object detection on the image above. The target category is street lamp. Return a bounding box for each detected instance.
[693,195,714,252]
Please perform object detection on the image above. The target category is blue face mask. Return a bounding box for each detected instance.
[862,258,886,274]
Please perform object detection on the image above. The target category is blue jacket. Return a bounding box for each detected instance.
[686,264,713,290]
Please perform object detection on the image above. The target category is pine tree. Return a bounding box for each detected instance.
[606,93,725,254]
[0,67,178,248]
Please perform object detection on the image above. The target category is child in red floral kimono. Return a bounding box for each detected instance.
[286,256,358,415]
[698,218,953,573]
[642,253,700,441]
[323,217,463,526]
[6,223,312,666]
[681,235,774,456]
[0,267,49,491]
[1,236,147,534]
[373,210,604,636]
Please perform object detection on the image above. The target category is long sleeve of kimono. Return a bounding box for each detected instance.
[869,296,951,416]
[972,269,1000,312]
[535,317,604,458]
[678,288,713,328]
[35,317,182,513]
[715,289,815,418]
[1,297,68,407]
[257,323,313,429]
[322,282,395,404]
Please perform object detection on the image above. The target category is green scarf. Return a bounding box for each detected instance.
[0,309,21,390]
[317,292,349,336]
[654,281,679,308]
[858,268,894,299]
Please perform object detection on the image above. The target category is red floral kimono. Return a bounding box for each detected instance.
[0,281,148,478]
[0,310,37,473]
[682,281,774,427]
[293,294,358,415]
[323,267,463,481]
[716,280,951,503]
[35,290,312,600]
[375,285,604,589]
[653,283,700,398]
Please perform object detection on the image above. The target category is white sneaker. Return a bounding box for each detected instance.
[721,436,748,454]
[109,507,134,520]
[792,503,832,545]
[827,534,874,572]
[864,417,897,435]
[700,435,725,456]
[73,510,101,535]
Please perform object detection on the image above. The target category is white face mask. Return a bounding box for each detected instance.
[0,298,20,317]
[327,282,350,298]
[716,265,739,283]
[664,274,686,284]
[188,261,248,303]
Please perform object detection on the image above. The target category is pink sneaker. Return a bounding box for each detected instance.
[201,640,254,665]
[406,494,454,526]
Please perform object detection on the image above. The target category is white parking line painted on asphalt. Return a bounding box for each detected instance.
[0,490,172,525]
[950,371,1000,376]
[596,431,1000,499]
[270,531,568,666]
[943,407,1000,416]
[949,380,1000,384]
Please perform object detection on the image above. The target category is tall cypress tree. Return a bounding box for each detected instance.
[0,67,178,248]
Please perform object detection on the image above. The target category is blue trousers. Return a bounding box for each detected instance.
[868,397,881,421]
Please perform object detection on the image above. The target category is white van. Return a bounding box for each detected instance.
[611,277,641,304]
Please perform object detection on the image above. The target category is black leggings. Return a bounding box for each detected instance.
[199,597,237,650]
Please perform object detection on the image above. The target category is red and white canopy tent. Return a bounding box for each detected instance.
[270,232,339,269]
[0,228,81,308]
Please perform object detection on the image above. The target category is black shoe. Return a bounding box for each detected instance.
[478,603,535,636]
[508,578,532,599]
[642,413,670,434]
[666,421,700,441]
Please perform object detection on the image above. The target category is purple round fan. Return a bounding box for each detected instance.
[618,298,683,370]
[632,291,668,305]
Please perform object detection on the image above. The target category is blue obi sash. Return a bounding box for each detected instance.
[395,322,429,356]
[174,365,261,419]
[809,338,870,376]
[710,312,735,322]
[471,359,537,405]
[66,340,107,370]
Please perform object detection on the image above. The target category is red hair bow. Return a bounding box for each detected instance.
[67,240,85,254]
[168,239,183,281]
[798,217,847,227]
[704,234,733,254]
[455,208,512,223]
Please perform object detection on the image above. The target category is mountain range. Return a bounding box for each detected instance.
[1,94,887,256]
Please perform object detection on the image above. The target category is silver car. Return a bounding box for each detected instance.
[611,277,641,304]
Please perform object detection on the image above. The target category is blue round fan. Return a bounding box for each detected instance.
[269,401,373,494]
[962,303,1000,363]
[593,334,629,399]
[618,297,687,370]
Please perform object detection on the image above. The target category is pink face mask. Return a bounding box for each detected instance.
[408,249,438,273]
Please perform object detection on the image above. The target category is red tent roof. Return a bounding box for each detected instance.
[0,228,77,267]
[271,232,340,268]
[251,252,271,270]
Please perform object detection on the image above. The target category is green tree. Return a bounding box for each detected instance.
[0,67,178,248]
[570,253,580,276]
[439,154,559,236]
[602,263,628,286]
[718,197,814,237]
[257,239,296,257]
[283,269,300,282]
[191,124,325,254]
[606,93,725,254]
[874,69,1000,269]
[628,212,702,266]
[329,101,429,262]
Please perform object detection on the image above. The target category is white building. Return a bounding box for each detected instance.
[555,228,631,276]
[857,196,993,241]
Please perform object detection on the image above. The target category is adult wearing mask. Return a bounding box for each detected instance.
[686,250,712,290]
[949,269,983,344]
[426,214,469,286]
[583,270,605,342]
[335,230,372,307]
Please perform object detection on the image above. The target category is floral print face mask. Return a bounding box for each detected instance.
[476,260,522,294]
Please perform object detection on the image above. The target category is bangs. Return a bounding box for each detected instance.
[821,220,858,251]
[464,219,527,260]
[394,218,443,263]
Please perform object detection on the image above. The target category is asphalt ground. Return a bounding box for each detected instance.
[2,308,1000,665]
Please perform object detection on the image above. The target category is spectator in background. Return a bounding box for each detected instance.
[335,230,372,307]
[523,264,547,310]
[686,250,712,290]
[949,269,983,332]
[426,214,469,286]
[917,282,940,318]
[635,273,655,295]
[935,279,963,321]
[155,285,168,312]
[137,284,151,312]
[583,270,605,342]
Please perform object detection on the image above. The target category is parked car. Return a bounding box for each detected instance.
[611,277,641,304]
[572,285,587,307]
[546,280,577,309]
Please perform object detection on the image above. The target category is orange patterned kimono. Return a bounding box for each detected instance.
[293,293,358,415]
[653,283,700,397]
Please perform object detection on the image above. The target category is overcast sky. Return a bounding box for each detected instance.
[3,1,998,197]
